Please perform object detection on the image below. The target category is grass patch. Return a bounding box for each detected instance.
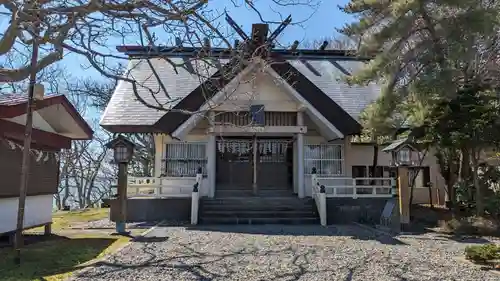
[29,208,110,232]
[52,208,110,228]
[0,234,130,281]
[2,208,133,280]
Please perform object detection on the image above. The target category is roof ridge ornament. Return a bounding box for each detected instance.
[224,13,292,57]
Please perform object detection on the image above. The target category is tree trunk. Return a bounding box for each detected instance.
[436,148,459,215]
[471,149,483,216]
[62,159,70,208]
[409,149,428,215]
[459,147,471,182]
[54,194,62,210]
[14,26,40,263]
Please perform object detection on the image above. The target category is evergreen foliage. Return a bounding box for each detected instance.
[340,0,500,215]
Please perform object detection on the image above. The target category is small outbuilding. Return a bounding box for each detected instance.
[0,93,93,234]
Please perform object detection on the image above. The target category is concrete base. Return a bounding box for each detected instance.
[326,198,391,225]
[110,198,191,222]
[115,222,126,233]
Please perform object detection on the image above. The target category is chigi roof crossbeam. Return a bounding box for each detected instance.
[116,16,372,61]
[116,45,369,61]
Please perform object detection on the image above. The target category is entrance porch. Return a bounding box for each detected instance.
[116,109,396,225]
[215,137,294,197]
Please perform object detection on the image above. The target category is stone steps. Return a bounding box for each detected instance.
[199,195,319,225]
[200,217,319,225]
[215,189,295,198]
[202,210,316,217]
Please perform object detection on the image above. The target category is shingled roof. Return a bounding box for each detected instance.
[100,46,380,135]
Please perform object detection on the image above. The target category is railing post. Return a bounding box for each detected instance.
[319,185,327,226]
[311,167,317,188]
[352,178,357,199]
[391,178,398,198]
[157,178,162,195]
[191,182,199,225]
[196,166,203,194]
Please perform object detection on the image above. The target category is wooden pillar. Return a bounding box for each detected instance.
[252,136,258,195]
[116,163,128,234]
[153,134,164,178]
[297,111,305,198]
[207,134,216,198]
[293,141,298,194]
[398,166,410,227]
[44,223,51,235]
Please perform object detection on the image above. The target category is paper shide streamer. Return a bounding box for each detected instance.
[1,138,59,162]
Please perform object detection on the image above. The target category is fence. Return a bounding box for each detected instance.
[127,177,196,197]
[310,167,396,226]
[126,167,204,225]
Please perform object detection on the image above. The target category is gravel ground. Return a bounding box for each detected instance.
[69,219,159,230]
[71,224,500,281]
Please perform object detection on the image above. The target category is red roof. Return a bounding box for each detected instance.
[0,93,94,139]
[0,93,62,106]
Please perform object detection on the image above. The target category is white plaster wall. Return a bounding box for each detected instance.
[164,134,209,143]
[0,194,53,234]
[216,72,299,112]
[346,144,446,204]
[6,112,56,133]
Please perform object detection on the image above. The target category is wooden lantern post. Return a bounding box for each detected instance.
[106,135,135,234]
[382,138,419,230]
[397,165,410,226]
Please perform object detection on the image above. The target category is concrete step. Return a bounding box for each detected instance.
[199,195,319,225]
[202,197,314,204]
[201,200,315,206]
[199,217,320,225]
[201,204,316,212]
[217,186,292,190]
[201,210,317,218]
[215,190,295,198]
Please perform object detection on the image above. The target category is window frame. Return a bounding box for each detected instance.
[163,141,208,177]
[304,143,345,176]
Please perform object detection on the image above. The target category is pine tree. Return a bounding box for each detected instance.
[339,0,500,121]
[340,0,500,215]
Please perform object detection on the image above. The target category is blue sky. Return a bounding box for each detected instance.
[209,0,353,44]
[0,1,354,80]
[66,0,353,79]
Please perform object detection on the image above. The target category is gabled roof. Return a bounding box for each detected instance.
[105,134,136,149]
[100,47,381,135]
[381,137,420,152]
[381,138,409,152]
[0,93,94,139]
[153,56,244,133]
[270,57,363,136]
[100,57,227,131]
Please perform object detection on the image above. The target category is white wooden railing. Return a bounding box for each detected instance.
[311,167,397,226]
[314,176,395,199]
[190,168,203,225]
[126,168,204,225]
[311,170,327,226]
[127,177,196,197]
